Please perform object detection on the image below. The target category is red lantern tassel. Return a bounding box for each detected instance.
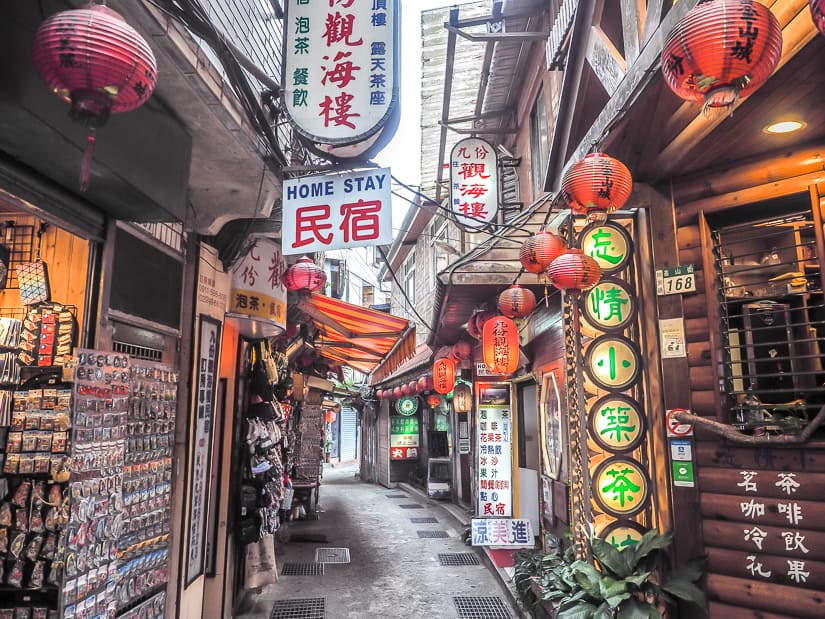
[79,130,96,192]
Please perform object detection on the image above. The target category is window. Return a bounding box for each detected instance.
[403,253,415,307]
[362,285,375,307]
[712,198,825,430]
[529,88,549,195]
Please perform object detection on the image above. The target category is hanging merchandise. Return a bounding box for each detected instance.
[0,223,13,292]
[17,303,77,368]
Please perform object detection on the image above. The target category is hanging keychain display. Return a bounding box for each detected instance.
[15,223,51,306]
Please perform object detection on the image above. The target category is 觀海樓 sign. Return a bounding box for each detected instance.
[282,168,392,255]
[449,137,499,229]
[282,0,400,160]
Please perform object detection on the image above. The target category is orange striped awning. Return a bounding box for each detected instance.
[297,293,414,375]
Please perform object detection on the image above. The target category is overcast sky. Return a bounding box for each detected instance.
[374,0,458,233]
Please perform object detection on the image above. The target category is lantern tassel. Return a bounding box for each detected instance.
[79,130,96,192]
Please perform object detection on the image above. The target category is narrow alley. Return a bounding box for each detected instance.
[236,464,523,619]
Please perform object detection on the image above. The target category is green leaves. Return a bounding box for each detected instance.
[591,537,632,578]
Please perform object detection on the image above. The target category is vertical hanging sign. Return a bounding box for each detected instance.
[450,137,499,229]
[227,238,287,337]
[476,383,513,517]
[282,0,400,160]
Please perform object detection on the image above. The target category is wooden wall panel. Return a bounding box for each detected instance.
[701,493,825,532]
[707,574,825,618]
[708,602,798,619]
[704,519,825,561]
[708,547,825,591]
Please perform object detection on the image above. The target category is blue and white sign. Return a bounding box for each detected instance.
[471,518,534,547]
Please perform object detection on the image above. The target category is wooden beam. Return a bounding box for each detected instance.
[620,0,642,64]
[586,24,626,96]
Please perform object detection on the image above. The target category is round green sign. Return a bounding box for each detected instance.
[588,394,646,453]
[592,456,650,517]
[396,396,419,416]
[599,520,648,551]
[584,335,641,392]
[580,222,632,274]
[582,277,636,332]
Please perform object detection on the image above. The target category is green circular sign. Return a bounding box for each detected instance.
[396,396,419,416]
[599,520,648,551]
[584,335,641,392]
[580,222,633,274]
[588,394,646,453]
[582,277,636,332]
[593,456,650,517]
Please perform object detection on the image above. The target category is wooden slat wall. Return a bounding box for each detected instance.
[0,214,89,330]
[676,209,825,617]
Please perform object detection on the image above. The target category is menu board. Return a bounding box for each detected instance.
[476,383,512,518]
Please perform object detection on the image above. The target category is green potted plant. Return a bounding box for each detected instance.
[516,530,707,619]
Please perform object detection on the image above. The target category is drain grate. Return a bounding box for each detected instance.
[385,493,407,498]
[453,596,512,619]
[439,553,480,566]
[410,517,438,524]
[269,598,324,619]
[398,503,423,509]
[315,547,350,564]
[417,530,449,538]
[282,562,325,576]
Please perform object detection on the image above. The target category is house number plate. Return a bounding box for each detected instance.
[656,265,696,295]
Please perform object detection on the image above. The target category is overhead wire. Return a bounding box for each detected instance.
[376,245,435,335]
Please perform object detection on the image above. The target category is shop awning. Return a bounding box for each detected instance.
[296,293,414,375]
[371,343,433,386]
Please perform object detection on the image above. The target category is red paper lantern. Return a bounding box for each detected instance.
[432,357,456,394]
[453,382,473,413]
[32,5,157,191]
[562,153,633,223]
[325,409,337,424]
[418,376,434,393]
[407,380,419,395]
[284,257,327,292]
[497,285,537,319]
[482,316,519,375]
[813,1,825,36]
[547,249,602,292]
[376,390,384,400]
[451,340,473,361]
[426,393,442,408]
[661,0,782,111]
[401,383,411,397]
[519,231,565,274]
[393,386,402,399]
[467,309,496,340]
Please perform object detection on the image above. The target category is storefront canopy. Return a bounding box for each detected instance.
[296,293,414,375]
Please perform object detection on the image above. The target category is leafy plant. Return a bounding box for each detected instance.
[549,530,707,619]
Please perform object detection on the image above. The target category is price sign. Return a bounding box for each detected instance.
[656,265,696,296]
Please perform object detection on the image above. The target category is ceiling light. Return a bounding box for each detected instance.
[763,120,806,134]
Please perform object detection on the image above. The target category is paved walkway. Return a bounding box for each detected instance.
[236,463,524,619]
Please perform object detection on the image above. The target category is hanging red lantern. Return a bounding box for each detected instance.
[426,393,442,408]
[392,386,402,399]
[497,285,537,319]
[547,249,602,292]
[467,309,496,340]
[451,340,473,361]
[418,375,434,393]
[661,0,782,112]
[562,153,633,223]
[813,1,825,36]
[482,316,519,375]
[432,357,456,394]
[376,390,384,400]
[519,231,565,274]
[325,409,337,424]
[453,382,473,413]
[284,257,327,292]
[401,383,411,397]
[407,380,419,395]
[32,5,157,191]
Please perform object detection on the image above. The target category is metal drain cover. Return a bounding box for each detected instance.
[398,503,423,509]
[417,530,449,538]
[269,598,324,619]
[385,493,407,498]
[410,517,438,523]
[439,553,480,566]
[281,562,324,576]
[315,547,350,563]
[453,596,512,619]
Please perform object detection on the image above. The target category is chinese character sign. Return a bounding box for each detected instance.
[390,414,419,460]
[471,518,533,547]
[476,401,513,517]
[449,137,499,229]
[283,167,392,254]
[282,0,399,150]
[229,238,287,330]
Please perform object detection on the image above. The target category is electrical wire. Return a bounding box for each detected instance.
[376,245,435,334]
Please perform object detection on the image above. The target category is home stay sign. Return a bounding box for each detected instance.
[282,0,400,160]
[282,168,393,254]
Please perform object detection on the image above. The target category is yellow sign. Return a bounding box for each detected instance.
[588,395,645,452]
[593,457,650,517]
[600,520,647,551]
[583,278,635,331]
[580,222,632,274]
[585,336,640,392]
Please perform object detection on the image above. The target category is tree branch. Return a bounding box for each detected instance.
[673,404,825,445]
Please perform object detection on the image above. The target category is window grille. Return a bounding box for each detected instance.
[712,207,825,431]
[132,222,185,253]
[112,341,163,362]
